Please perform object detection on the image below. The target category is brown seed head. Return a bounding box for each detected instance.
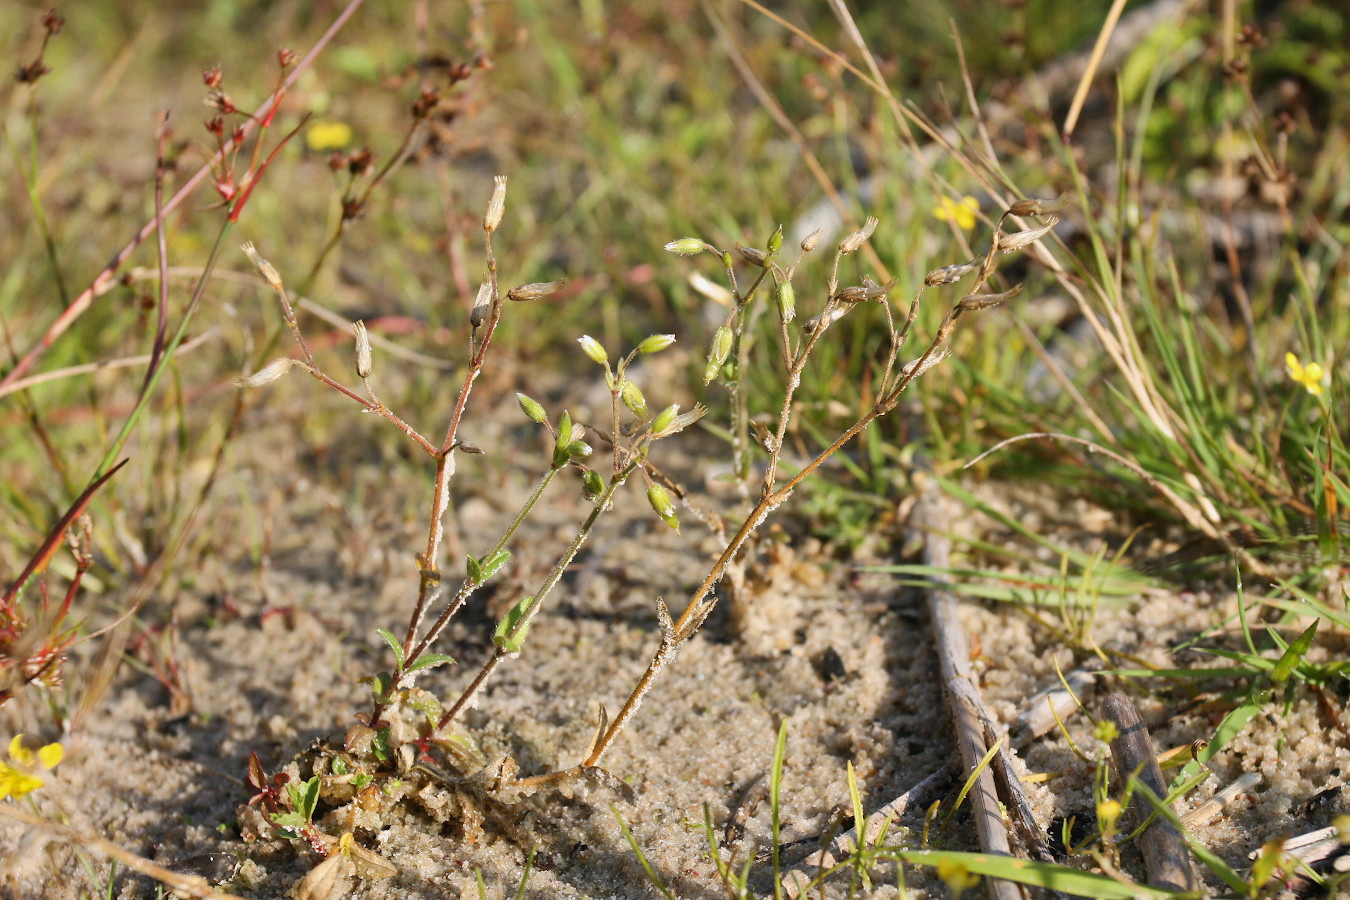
[484,175,507,233]
[839,217,878,254]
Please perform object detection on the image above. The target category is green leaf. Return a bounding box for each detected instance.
[283,775,320,824]
[466,554,483,583]
[892,850,1176,898]
[370,671,393,702]
[298,775,320,819]
[481,549,510,581]
[407,653,455,673]
[493,596,534,653]
[370,728,391,762]
[376,629,404,669]
[1271,620,1318,684]
[270,810,306,834]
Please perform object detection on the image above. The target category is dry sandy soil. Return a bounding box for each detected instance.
[2,355,1348,900]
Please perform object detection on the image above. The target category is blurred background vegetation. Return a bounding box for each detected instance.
[2,0,1347,601]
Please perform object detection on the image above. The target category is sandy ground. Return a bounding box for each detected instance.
[3,377,1348,900]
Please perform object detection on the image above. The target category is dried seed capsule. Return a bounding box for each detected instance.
[353,321,372,379]
[507,278,568,302]
[483,175,507,233]
[923,259,980,286]
[236,357,298,388]
[1008,195,1069,217]
[241,241,284,292]
[839,216,879,254]
[995,220,1057,254]
[800,228,823,252]
[735,244,768,267]
[470,280,492,329]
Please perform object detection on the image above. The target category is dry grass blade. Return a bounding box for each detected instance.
[780,763,955,899]
[0,804,249,900]
[911,479,1021,900]
[1101,693,1198,893]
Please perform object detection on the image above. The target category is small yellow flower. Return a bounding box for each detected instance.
[936,859,981,897]
[1285,352,1325,396]
[935,195,980,231]
[305,119,353,152]
[0,734,63,799]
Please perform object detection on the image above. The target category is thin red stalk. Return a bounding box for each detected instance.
[0,0,368,390]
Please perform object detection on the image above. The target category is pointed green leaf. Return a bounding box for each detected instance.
[407,653,456,673]
[1271,620,1318,684]
[493,596,534,653]
[376,629,405,669]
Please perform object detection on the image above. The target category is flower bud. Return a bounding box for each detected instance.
[582,469,605,501]
[663,237,707,256]
[800,228,823,252]
[577,335,608,366]
[353,321,372,379]
[647,484,679,531]
[775,279,796,322]
[516,393,547,424]
[484,175,507,233]
[767,224,783,255]
[636,333,676,354]
[620,380,649,418]
[703,326,733,385]
[839,216,878,254]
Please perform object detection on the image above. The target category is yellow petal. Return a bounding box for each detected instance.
[1285,352,1303,379]
[306,120,353,152]
[38,742,63,770]
[0,767,44,798]
[8,735,33,767]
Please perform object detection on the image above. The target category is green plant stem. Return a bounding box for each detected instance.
[398,465,561,676]
[403,230,507,648]
[90,221,233,481]
[584,281,1002,767]
[438,463,638,731]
